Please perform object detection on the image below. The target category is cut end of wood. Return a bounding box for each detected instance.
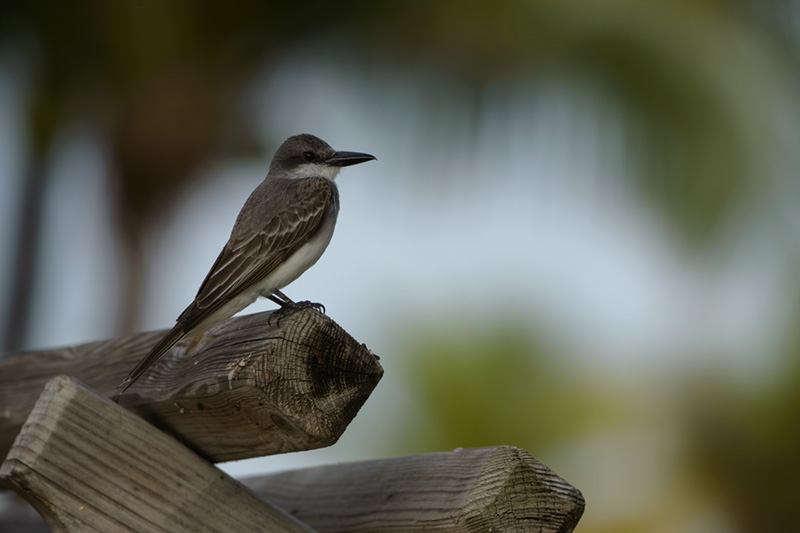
[126,307,384,462]
[244,445,585,533]
[466,446,585,532]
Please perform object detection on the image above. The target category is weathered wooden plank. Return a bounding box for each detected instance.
[0,308,382,462]
[244,446,585,533]
[1,441,584,532]
[0,375,315,533]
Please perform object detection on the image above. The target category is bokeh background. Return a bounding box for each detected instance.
[2,1,800,531]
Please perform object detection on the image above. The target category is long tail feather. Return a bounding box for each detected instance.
[113,325,186,400]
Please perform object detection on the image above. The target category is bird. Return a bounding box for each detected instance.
[114,134,375,399]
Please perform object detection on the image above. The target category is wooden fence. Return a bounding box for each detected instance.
[0,308,584,532]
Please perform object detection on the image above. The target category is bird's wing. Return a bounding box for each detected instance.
[177,177,334,328]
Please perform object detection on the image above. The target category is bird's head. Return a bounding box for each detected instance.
[269,133,375,180]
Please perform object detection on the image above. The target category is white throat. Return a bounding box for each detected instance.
[285,163,340,181]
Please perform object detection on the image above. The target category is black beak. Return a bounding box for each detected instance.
[327,151,376,167]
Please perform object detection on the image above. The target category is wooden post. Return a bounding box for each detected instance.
[0,308,383,462]
[0,310,585,532]
[243,446,585,533]
[0,375,315,533]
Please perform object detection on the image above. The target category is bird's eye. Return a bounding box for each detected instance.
[302,151,315,162]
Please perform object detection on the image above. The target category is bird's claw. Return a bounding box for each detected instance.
[297,300,326,314]
[268,300,326,327]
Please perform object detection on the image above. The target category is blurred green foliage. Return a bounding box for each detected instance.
[686,330,800,532]
[401,322,568,453]
[3,0,793,244]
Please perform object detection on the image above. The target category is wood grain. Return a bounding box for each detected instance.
[244,446,585,533]
[0,308,383,462]
[0,376,315,533]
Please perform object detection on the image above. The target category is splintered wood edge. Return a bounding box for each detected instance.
[242,446,585,533]
[0,376,314,533]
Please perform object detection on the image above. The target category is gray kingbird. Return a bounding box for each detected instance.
[115,134,375,398]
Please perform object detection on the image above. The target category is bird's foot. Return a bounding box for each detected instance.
[294,300,326,314]
[268,300,326,327]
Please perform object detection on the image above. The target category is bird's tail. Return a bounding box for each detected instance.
[113,324,186,400]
